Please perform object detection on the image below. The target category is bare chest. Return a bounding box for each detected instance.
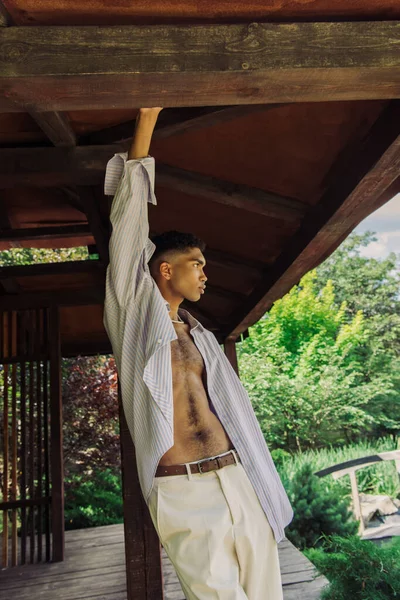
[170,325,204,374]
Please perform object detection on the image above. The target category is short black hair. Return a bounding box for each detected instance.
[149,230,206,265]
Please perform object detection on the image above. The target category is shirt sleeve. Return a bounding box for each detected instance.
[105,152,157,307]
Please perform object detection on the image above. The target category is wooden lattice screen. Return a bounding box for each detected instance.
[0,307,64,567]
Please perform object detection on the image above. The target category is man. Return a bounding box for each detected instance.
[104,107,293,600]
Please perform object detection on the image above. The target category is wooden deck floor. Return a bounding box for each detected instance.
[0,524,328,599]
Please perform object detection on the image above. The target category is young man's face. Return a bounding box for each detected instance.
[166,247,207,302]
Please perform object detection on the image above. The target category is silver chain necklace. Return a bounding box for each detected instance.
[171,314,185,324]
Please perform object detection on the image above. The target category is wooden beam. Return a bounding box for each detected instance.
[223,100,400,340]
[81,104,288,146]
[48,306,65,562]
[0,288,105,310]
[204,248,264,277]
[1,22,400,111]
[0,147,303,222]
[224,339,239,376]
[118,386,163,600]
[0,2,13,27]
[0,224,91,242]
[156,163,305,221]
[0,144,121,187]
[0,260,105,279]
[29,111,76,147]
[76,186,109,264]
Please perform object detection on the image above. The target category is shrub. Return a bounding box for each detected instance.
[285,463,358,549]
[64,468,123,530]
[305,535,400,599]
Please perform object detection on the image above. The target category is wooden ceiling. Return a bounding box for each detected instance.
[0,1,399,355]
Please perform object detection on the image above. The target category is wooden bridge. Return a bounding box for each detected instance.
[0,523,328,600]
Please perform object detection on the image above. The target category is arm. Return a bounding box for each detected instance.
[107,108,162,306]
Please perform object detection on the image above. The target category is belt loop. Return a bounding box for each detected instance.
[185,463,193,480]
[231,450,239,466]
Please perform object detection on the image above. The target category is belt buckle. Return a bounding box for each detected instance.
[197,458,208,474]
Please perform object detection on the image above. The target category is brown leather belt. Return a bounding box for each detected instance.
[155,449,240,477]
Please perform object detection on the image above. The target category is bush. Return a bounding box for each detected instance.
[285,463,358,549]
[305,535,400,599]
[64,468,123,530]
[276,437,400,500]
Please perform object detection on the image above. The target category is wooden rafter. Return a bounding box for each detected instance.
[0,147,303,222]
[0,288,105,310]
[0,260,105,279]
[29,111,76,147]
[0,1,12,27]
[81,104,289,146]
[0,22,399,111]
[223,100,400,340]
[76,186,109,264]
[156,163,305,222]
[0,224,91,242]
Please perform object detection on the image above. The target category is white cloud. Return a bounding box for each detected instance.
[353,194,400,259]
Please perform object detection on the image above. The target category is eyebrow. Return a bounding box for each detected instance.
[191,257,206,266]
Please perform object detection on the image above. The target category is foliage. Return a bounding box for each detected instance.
[64,469,123,530]
[275,437,400,500]
[305,535,400,599]
[0,246,89,266]
[284,464,358,550]
[238,269,398,451]
[62,355,120,481]
[314,231,400,440]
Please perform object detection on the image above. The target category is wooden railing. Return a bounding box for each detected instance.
[0,307,64,567]
[315,449,400,534]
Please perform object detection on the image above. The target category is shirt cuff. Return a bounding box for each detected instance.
[104,152,156,204]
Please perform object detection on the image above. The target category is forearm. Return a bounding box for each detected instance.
[128,108,162,160]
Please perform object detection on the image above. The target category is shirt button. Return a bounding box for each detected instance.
[157,338,162,344]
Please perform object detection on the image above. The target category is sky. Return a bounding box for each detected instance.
[352,193,400,260]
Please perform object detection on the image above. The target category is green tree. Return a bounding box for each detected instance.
[314,231,400,439]
[238,271,396,450]
[0,246,89,266]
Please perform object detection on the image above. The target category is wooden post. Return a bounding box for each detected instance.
[224,338,239,376]
[49,306,64,562]
[349,471,364,535]
[118,385,164,600]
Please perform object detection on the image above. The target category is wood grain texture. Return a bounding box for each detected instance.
[0,22,399,111]
[224,100,400,338]
[29,111,76,146]
[2,0,400,26]
[0,522,327,599]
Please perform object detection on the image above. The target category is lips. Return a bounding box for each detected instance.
[199,286,206,294]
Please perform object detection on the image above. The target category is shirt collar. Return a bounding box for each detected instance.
[163,298,204,333]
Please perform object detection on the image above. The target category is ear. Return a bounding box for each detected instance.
[159,260,172,281]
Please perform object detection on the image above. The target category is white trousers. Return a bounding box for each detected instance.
[148,453,283,600]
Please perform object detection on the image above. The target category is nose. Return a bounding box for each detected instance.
[201,270,207,282]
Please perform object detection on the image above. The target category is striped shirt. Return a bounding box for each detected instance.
[103,153,293,543]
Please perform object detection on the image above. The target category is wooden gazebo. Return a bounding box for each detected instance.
[0,1,399,598]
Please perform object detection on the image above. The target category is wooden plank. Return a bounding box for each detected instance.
[48,306,64,562]
[0,22,400,111]
[81,104,288,146]
[29,111,76,147]
[76,186,109,264]
[224,100,400,339]
[0,144,121,188]
[0,523,327,599]
[156,163,305,222]
[0,144,304,221]
[0,224,91,242]
[0,1,12,27]
[223,339,239,376]
[0,259,104,279]
[0,289,105,311]
[118,387,163,600]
